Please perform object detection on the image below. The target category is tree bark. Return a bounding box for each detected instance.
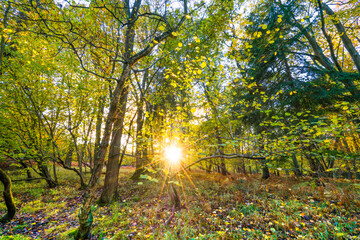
[0,168,16,223]
[65,146,73,168]
[94,96,105,168]
[99,86,129,204]
[38,163,57,188]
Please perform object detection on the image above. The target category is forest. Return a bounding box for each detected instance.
[0,0,360,239]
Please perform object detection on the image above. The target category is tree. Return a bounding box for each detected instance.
[0,168,16,223]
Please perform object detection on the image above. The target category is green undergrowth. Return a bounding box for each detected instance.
[1,168,360,239]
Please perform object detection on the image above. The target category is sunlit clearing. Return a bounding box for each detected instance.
[164,145,182,166]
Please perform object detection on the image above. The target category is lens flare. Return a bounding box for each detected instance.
[164,145,182,165]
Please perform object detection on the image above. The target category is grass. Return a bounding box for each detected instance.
[1,167,360,239]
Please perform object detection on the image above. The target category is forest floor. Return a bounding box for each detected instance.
[1,168,360,239]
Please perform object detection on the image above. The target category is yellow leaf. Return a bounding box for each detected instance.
[185,15,191,20]
[178,42,183,47]
[262,24,267,29]
[277,18,282,23]
[197,69,202,74]
[200,62,207,68]
[159,26,165,31]
[172,32,178,36]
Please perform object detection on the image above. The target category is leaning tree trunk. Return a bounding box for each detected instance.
[99,87,128,204]
[0,168,16,223]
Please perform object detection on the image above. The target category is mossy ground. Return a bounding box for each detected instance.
[1,167,360,239]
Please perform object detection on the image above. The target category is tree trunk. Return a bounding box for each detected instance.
[65,146,73,168]
[169,182,181,210]
[0,1,11,75]
[94,96,105,168]
[216,135,227,176]
[99,87,128,204]
[0,168,16,223]
[262,163,270,179]
[242,159,246,174]
[291,154,302,177]
[305,144,325,178]
[38,163,57,188]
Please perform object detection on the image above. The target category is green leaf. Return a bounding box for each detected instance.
[140,174,148,179]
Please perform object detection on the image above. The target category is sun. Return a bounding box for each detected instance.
[164,145,182,166]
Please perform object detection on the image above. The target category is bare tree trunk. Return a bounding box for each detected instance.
[99,87,128,204]
[0,168,16,223]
